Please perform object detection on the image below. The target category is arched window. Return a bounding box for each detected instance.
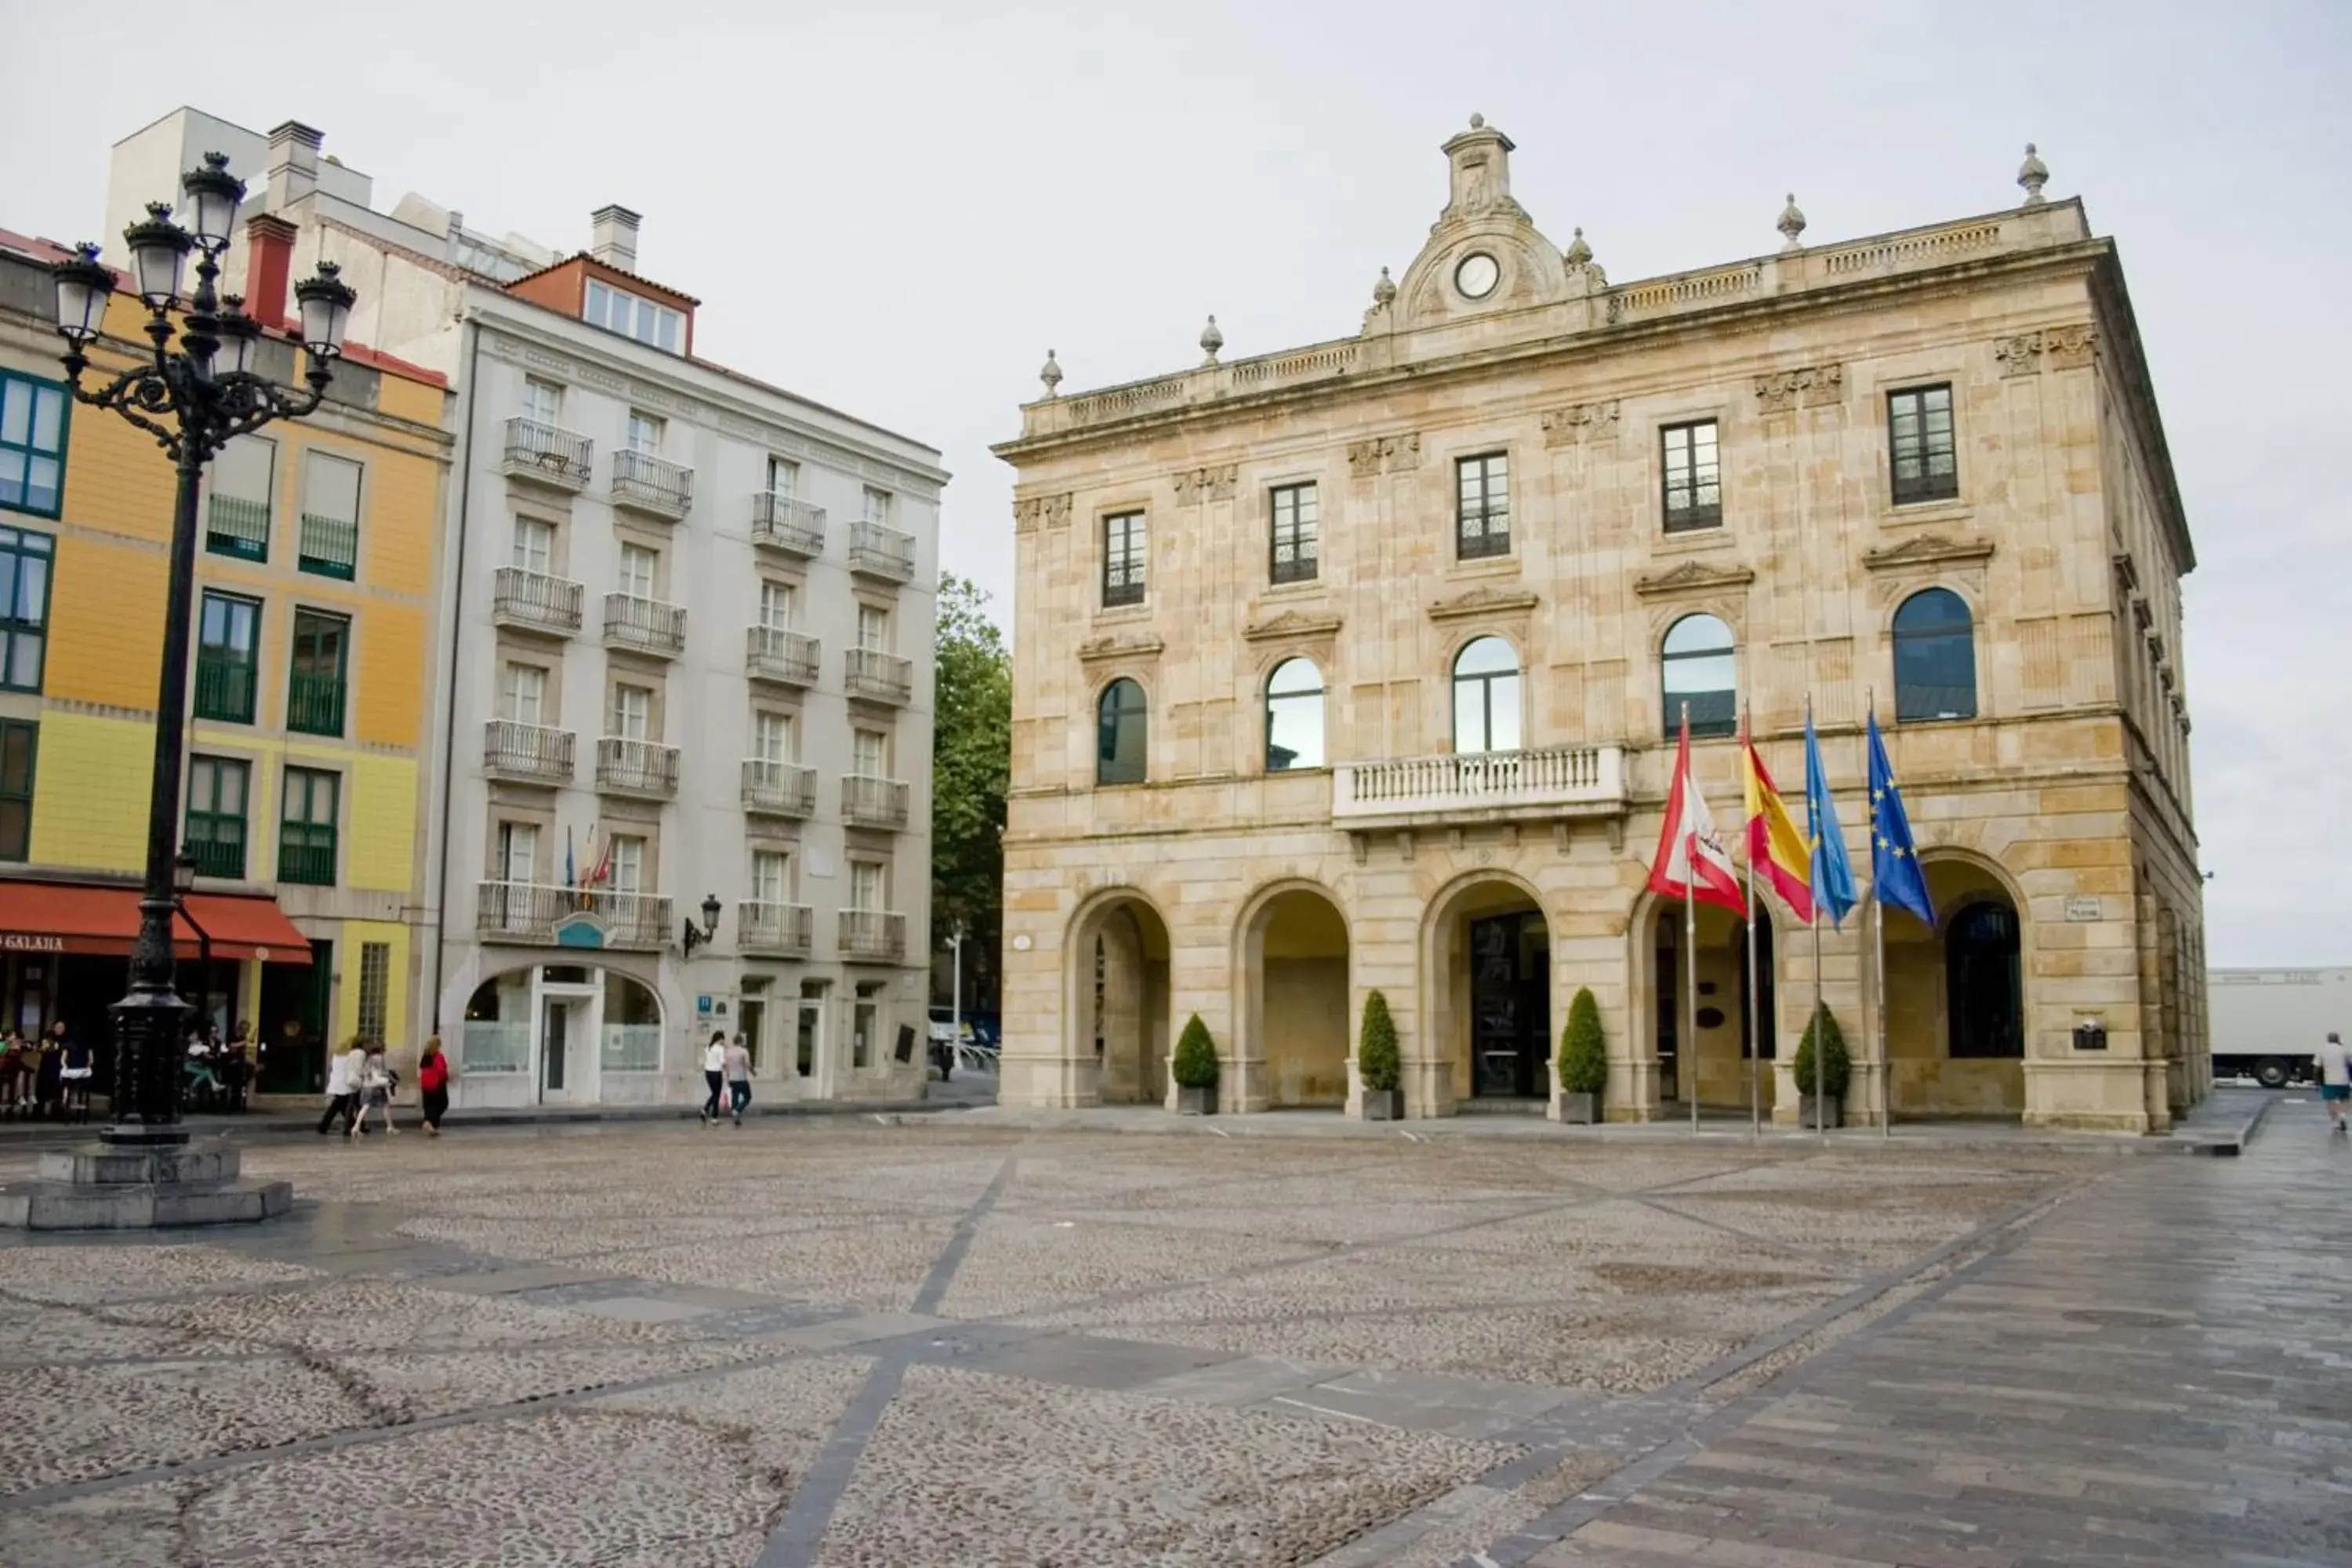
[1946,900,2023,1058]
[1661,614,1736,739]
[1264,657,1325,771]
[1893,588,1976,722]
[1451,637,1522,754]
[1096,678,1149,786]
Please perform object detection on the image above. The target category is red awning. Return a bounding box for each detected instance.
[0,880,313,963]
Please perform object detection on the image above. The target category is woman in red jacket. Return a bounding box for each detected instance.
[416,1037,452,1136]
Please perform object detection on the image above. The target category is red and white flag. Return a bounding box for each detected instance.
[1649,713,1744,914]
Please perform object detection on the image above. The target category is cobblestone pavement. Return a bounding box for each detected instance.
[0,1099,2341,1566]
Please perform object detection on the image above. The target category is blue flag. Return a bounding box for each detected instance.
[564,826,576,890]
[1805,713,1857,927]
[1867,712,1936,927]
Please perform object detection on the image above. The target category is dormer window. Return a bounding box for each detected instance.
[584,279,684,353]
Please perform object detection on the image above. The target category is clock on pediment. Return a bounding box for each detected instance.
[1454,252,1500,300]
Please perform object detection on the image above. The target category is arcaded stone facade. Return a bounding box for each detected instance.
[993,122,2206,1132]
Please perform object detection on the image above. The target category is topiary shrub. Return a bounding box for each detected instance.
[1558,987,1608,1097]
[1171,1013,1219,1089]
[1358,989,1401,1093]
[1792,1005,1852,1101]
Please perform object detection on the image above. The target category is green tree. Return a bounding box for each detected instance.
[1792,1006,1853,1101]
[931,575,1011,1012]
[1358,990,1401,1093]
[1172,1014,1219,1088]
[1558,987,1608,1096]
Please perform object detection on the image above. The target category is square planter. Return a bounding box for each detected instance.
[1799,1094,1843,1130]
[1177,1084,1216,1116]
[1563,1091,1600,1125]
[1360,1088,1403,1121]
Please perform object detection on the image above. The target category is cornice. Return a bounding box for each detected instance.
[1427,585,1540,623]
[1633,559,1758,598]
[1861,534,1996,572]
[1075,631,1166,663]
[1242,609,1345,643]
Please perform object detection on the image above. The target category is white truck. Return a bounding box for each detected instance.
[2209,967,2352,1087]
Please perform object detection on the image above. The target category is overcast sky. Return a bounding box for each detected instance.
[2,1,2344,965]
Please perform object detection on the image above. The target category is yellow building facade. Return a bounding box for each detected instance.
[0,234,450,1091]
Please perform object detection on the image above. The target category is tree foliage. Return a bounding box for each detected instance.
[1172,1014,1219,1088]
[1358,990,1401,1093]
[1792,1006,1853,1100]
[931,575,1011,1007]
[1558,987,1608,1096]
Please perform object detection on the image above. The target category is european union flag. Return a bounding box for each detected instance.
[1867,712,1936,927]
[1805,713,1857,927]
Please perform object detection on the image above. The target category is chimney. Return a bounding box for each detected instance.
[590,205,641,273]
[266,120,324,210]
[244,213,298,330]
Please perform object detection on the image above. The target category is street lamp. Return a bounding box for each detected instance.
[50,154,355,1149]
[682,893,722,956]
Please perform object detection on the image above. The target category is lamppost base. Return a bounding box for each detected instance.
[0,1142,292,1231]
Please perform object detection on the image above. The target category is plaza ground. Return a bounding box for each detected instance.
[0,1093,2343,1566]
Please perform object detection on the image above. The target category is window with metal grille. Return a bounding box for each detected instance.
[287,609,348,737]
[1102,512,1145,606]
[0,525,52,693]
[206,436,274,560]
[1269,483,1319,583]
[1661,422,1721,531]
[356,942,391,1045]
[278,767,338,886]
[0,720,33,861]
[194,592,260,723]
[298,452,361,579]
[1888,385,1958,504]
[0,372,67,519]
[1455,454,1509,559]
[183,755,248,879]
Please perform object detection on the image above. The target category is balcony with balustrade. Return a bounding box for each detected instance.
[837,908,907,962]
[746,626,820,688]
[602,593,687,659]
[501,417,593,491]
[1330,745,1628,832]
[739,900,814,957]
[492,568,583,637]
[596,736,681,799]
[741,759,817,818]
[844,648,913,706]
[477,881,672,949]
[840,774,910,829]
[750,492,826,558]
[612,450,693,521]
[847,521,916,584]
[483,720,575,786]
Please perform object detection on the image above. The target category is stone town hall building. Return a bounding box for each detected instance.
[992,120,2208,1132]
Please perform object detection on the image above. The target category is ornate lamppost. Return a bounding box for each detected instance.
[49,154,354,1149]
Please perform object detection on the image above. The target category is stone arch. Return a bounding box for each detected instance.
[1882,847,2030,1119]
[1632,886,1780,1114]
[1065,886,1174,1106]
[1233,878,1352,1109]
[1420,868,1552,1115]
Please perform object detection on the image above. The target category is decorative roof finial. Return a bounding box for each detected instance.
[1777,193,1807,249]
[1199,314,1224,365]
[2017,143,2049,205]
[1469,112,1485,130]
[1371,267,1396,308]
[1038,348,1062,397]
[1563,227,1592,267]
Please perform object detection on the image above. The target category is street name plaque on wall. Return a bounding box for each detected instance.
[2063,896,2103,922]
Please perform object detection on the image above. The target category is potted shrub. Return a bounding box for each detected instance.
[1171,1013,1218,1116]
[1357,989,1403,1120]
[1558,986,1607,1124]
[1792,1005,1852,1129]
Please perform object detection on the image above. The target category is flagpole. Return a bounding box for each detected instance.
[1867,690,1889,1141]
[1682,702,1699,1138]
[1743,707,1760,1140]
[1809,696,1825,1141]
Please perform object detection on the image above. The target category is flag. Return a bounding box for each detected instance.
[1648,711,1744,914]
[588,826,613,887]
[564,826,576,891]
[1804,712,1857,927]
[1741,721,1814,924]
[1867,710,1936,927]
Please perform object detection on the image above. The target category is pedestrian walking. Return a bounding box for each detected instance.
[35,1022,64,1120]
[317,1036,361,1135]
[699,1029,728,1126]
[349,1044,397,1139]
[724,1032,753,1126]
[2317,1031,2350,1134]
[1,1029,27,1116]
[58,1029,93,1122]
[416,1036,451,1136]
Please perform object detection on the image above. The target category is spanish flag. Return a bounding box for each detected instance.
[1741,728,1816,924]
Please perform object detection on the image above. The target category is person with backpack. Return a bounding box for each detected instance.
[416,1036,451,1136]
[349,1044,397,1138]
[724,1032,753,1126]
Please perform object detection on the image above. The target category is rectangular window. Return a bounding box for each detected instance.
[757,580,794,630]
[852,982,880,1070]
[625,411,663,456]
[585,281,684,353]
[796,986,822,1077]
[619,542,659,600]
[357,941,391,1045]
[766,456,798,497]
[862,487,891,525]
[608,833,644,894]
[521,377,563,427]
[286,608,349,738]
[511,517,554,575]
[298,451,362,579]
[850,859,884,911]
[1102,511,1145,607]
[495,820,537,883]
[753,710,792,764]
[852,728,887,779]
[611,683,652,742]
[183,754,248,879]
[1269,483,1320,584]
[502,662,546,725]
[1889,384,1959,505]
[194,592,261,723]
[855,604,890,652]
[278,767,338,886]
[0,372,67,519]
[205,435,274,560]
[0,525,53,693]
[1456,454,1510,559]
[751,849,789,906]
[0,720,34,862]
[1661,421,1722,532]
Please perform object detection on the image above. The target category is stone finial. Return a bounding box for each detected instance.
[1038,348,1062,397]
[1777,193,1807,249]
[1469,112,1485,130]
[1371,267,1396,307]
[1199,314,1224,365]
[1563,227,1592,267]
[2017,143,2049,205]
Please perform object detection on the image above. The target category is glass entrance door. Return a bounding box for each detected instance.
[541,998,568,1095]
[1470,913,1549,1098]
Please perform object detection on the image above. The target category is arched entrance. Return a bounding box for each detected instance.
[1882,855,2026,1118]
[1240,885,1350,1108]
[460,963,665,1107]
[1426,877,1550,1112]
[1651,899,1775,1112]
[1067,893,1172,1105]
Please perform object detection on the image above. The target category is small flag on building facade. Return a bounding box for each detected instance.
[1866,710,1936,927]
[1805,710,1857,927]
[1648,710,1744,914]
[1740,720,1815,924]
